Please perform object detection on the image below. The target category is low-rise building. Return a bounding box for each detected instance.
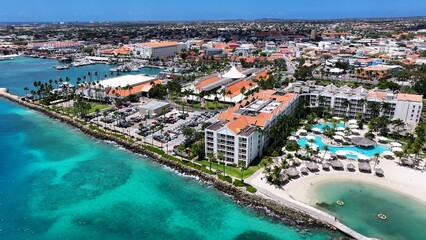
[133,41,186,59]
[139,101,170,117]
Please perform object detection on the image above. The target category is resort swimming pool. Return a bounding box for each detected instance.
[297,136,390,158]
[312,123,346,131]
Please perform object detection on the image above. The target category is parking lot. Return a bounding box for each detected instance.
[92,102,219,153]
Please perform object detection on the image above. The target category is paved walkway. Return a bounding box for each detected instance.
[245,169,374,240]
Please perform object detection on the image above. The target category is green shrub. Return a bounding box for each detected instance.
[246,184,257,193]
[219,175,233,183]
[233,179,245,187]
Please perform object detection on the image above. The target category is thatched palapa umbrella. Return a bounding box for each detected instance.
[322,162,331,170]
[300,167,309,175]
[375,168,384,177]
[306,162,319,172]
[351,137,376,148]
[347,163,356,171]
[286,167,300,178]
[358,162,372,173]
[331,160,344,170]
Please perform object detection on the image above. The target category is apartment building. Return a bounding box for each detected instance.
[205,90,298,167]
[287,82,423,124]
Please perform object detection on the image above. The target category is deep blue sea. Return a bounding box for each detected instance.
[0,58,335,239]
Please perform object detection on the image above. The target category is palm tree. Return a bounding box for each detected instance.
[322,145,329,160]
[342,99,351,118]
[218,151,225,176]
[393,119,405,134]
[380,102,392,118]
[373,152,380,170]
[395,151,404,165]
[238,161,246,180]
[368,101,381,118]
[207,152,216,172]
[358,99,367,115]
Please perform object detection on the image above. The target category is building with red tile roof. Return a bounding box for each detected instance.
[206,90,298,166]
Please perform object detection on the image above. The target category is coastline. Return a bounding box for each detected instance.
[284,172,426,206]
[0,89,340,235]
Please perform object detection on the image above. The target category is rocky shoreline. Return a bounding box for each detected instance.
[0,89,348,238]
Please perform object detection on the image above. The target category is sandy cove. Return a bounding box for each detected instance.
[286,158,426,205]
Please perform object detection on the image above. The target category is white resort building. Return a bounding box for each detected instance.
[205,90,298,166]
[287,81,423,124]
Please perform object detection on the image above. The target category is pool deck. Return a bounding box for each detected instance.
[246,169,374,240]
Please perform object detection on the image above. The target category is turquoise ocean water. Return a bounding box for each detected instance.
[0,59,336,240]
[0,57,162,96]
[312,180,426,240]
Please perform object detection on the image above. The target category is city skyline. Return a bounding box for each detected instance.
[1,0,425,22]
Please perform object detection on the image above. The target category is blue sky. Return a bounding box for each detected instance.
[0,0,425,22]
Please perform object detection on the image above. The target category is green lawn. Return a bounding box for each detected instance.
[88,103,111,114]
[54,102,111,116]
[198,158,263,179]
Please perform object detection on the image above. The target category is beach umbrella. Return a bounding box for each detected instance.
[392,147,403,152]
[336,127,346,131]
[306,162,319,172]
[301,167,309,174]
[358,162,372,173]
[330,153,338,159]
[347,163,356,171]
[333,135,344,141]
[351,129,360,135]
[306,135,315,140]
[348,119,358,124]
[332,117,342,120]
[288,136,298,141]
[331,160,344,170]
[312,128,322,133]
[375,168,384,177]
[335,150,347,158]
[335,131,345,136]
[390,142,402,147]
[322,162,331,170]
[358,154,370,161]
[382,151,394,159]
[286,167,300,178]
[292,159,301,166]
[377,136,388,142]
[349,124,359,129]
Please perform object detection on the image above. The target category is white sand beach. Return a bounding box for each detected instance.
[249,157,426,207]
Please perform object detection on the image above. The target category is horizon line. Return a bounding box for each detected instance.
[1,15,426,24]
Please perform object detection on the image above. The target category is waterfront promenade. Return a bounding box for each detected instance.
[246,169,373,240]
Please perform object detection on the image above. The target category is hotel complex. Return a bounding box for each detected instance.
[287,81,423,124]
[205,90,298,166]
[206,82,423,166]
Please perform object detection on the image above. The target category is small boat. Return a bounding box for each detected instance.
[55,64,70,70]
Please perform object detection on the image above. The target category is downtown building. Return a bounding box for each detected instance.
[287,81,423,124]
[205,90,298,167]
[133,41,187,59]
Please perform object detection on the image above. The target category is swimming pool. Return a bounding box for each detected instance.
[297,136,389,157]
[312,123,346,132]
